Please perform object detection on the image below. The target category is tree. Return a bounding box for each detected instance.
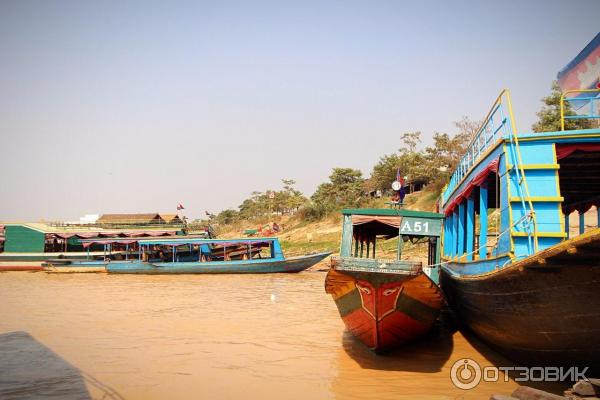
[311,168,365,213]
[532,81,592,132]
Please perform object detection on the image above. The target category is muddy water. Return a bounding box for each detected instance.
[0,271,555,399]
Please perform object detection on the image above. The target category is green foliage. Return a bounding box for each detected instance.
[308,168,365,218]
[532,81,592,132]
[369,120,477,192]
[214,179,308,225]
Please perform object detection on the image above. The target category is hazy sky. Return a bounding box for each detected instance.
[1,0,598,221]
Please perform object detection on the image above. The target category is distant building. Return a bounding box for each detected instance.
[79,214,99,225]
[159,214,183,224]
[97,213,164,226]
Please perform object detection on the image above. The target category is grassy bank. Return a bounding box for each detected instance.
[215,186,440,259]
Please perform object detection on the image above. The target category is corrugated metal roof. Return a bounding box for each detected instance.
[97,213,162,223]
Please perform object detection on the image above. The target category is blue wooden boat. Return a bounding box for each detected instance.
[102,237,331,274]
[439,89,600,368]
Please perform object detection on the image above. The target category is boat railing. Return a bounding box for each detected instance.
[560,88,600,130]
[442,90,516,205]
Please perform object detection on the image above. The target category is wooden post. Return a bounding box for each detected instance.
[340,215,353,257]
[565,211,570,239]
[372,237,376,259]
[172,246,176,262]
[360,241,364,258]
[366,240,370,258]
[397,235,403,259]
[125,244,129,261]
[479,184,488,259]
[354,238,359,257]
[453,208,459,257]
[466,195,475,261]
[458,202,465,256]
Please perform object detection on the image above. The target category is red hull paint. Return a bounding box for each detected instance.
[326,268,443,353]
[342,280,432,351]
[0,264,44,271]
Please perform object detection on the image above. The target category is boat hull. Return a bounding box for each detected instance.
[441,238,600,367]
[106,252,331,274]
[326,260,444,353]
[0,252,113,271]
[0,262,44,271]
[43,260,108,273]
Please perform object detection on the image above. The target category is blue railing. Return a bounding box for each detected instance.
[441,90,516,206]
[560,89,600,130]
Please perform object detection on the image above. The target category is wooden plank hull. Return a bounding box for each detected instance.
[43,260,108,273]
[0,262,44,271]
[441,231,600,367]
[325,260,444,353]
[0,252,114,271]
[106,252,331,274]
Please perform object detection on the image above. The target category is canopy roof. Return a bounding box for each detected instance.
[342,208,443,219]
[136,237,277,246]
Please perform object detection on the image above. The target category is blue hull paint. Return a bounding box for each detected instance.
[106,252,332,274]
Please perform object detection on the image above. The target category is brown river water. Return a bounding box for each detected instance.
[0,271,563,400]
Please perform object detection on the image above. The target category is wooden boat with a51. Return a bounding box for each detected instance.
[325,208,445,353]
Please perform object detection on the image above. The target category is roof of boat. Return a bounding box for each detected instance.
[1,222,182,235]
[342,208,443,219]
[128,237,278,246]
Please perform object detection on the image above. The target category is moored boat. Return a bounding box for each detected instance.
[439,88,600,367]
[0,221,186,271]
[325,208,445,353]
[102,237,331,274]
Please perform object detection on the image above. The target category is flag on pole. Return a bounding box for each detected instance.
[396,168,406,203]
[396,168,405,186]
[177,203,185,210]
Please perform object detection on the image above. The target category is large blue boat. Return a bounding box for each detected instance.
[439,88,600,368]
[95,237,331,274]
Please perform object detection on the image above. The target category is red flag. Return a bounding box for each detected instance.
[177,203,185,210]
[396,168,405,186]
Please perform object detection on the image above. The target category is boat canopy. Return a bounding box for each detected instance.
[342,208,443,240]
[134,237,277,247]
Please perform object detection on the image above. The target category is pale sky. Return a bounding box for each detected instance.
[1,0,598,221]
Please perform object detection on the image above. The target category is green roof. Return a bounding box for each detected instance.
[342,208,443,219]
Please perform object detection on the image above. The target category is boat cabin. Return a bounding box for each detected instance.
[79,237,284,263]
[339,208,444,282]
[1,223,183,254]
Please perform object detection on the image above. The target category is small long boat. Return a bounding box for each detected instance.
[97,237,331,274]
[439,88,600,367]
[325,208,445,353]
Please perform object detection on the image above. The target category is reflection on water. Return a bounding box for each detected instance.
[0,271,552,399]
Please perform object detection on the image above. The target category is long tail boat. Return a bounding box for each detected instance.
[92,237,331,274]
[439,88,600,367]
[325,208,445,353]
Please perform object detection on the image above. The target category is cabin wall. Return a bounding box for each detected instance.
[504,141,564,258]
[4,226,45,253]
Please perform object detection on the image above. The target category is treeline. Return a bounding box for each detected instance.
[208,81,590,226]
[209,118,477,226]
